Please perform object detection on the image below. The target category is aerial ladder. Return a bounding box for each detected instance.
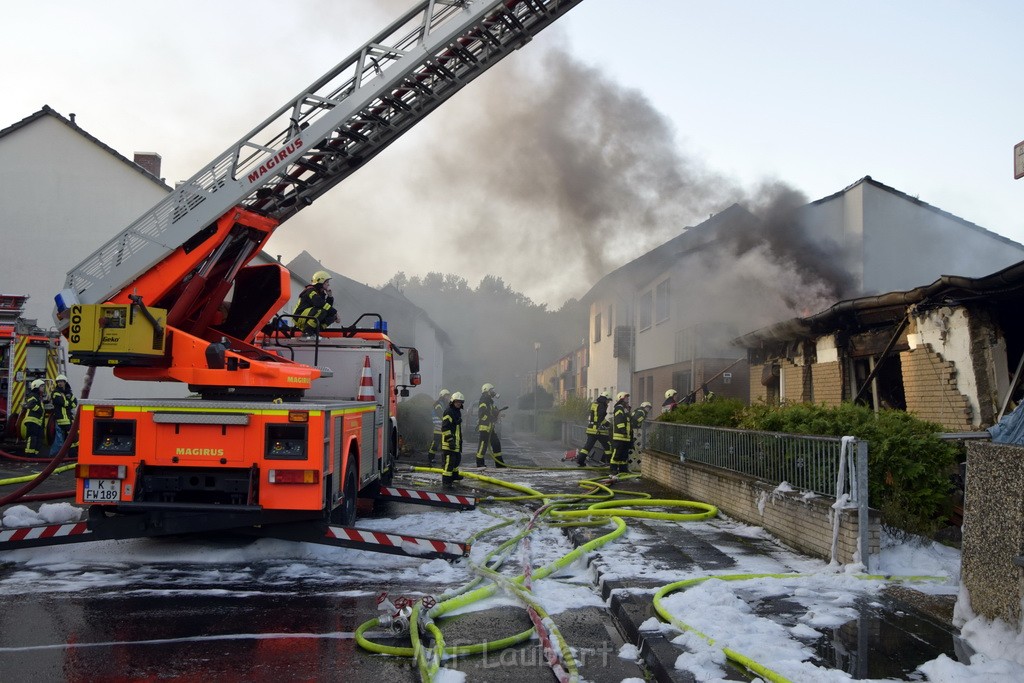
[1,0,587,557]
[55,0,586,397]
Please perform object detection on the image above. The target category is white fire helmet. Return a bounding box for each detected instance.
[450,392,466,403]
[30,379,46,391]
[599,390,611,399]
[665,389,677,399]
[640,401,652,410]
[439,388,451,398]
[616,392,629,402]
[482,383,495,394]
[312,270,332,285]
[56,374,69,383]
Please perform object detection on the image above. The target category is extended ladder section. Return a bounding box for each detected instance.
[62,0,585,312]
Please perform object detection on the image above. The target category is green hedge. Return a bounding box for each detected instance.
[658,400,959,537]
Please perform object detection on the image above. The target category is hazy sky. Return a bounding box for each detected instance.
[4,1,1022,307]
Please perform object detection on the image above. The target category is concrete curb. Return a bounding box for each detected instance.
[567,527,694,683]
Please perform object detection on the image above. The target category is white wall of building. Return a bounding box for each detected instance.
[0,113,180,400]
[585,295,631,398]
[0,116,170,324]
[801,179,1024,297]
[634,273,675,370]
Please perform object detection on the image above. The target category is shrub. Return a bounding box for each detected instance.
[737,402,958,536]
[554,394,591,424]
[659,398,746,427]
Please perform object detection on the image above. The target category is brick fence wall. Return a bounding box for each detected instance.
[641,449,879,565]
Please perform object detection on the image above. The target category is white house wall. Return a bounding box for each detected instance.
[634,273,675,371]
[0,115,182,401]
[0,116,169,324]
[863,185,1024,292]
[587,296,630,397]
[803,181,1024,298]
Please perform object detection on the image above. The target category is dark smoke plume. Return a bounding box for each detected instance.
[388,39,854,320]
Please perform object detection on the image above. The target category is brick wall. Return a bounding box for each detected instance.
[749,363,768,404]
[642,450,879,565]
[782,361,810,403]
[812,361,844,406]
[901,345,973,430]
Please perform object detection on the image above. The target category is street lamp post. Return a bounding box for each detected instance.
[534,342,541,434]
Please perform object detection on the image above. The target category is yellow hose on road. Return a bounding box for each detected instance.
[0,463,76,486]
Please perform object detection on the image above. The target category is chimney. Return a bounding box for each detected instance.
[133,152,162,179]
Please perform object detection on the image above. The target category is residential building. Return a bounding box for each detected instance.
[579,178,1024,410]
[0,106,177,399]
[735,258,1024,431]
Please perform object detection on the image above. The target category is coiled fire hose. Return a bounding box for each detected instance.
[355,466,718,682]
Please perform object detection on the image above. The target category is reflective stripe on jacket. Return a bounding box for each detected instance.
[441,405,463,452]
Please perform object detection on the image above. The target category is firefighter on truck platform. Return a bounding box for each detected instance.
[293,270,340,335]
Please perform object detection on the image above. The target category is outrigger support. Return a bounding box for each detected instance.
[0,506,471,561]
[371,486,477,511]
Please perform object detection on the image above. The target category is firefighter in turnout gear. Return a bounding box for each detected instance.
[475,383,507,467]
[441,392,465,488]
[610,391,632,475]
[49,374,78,456]
[293,270,340,334]
[23,379,47,456]
[427,389,450,466]
[577,391,611,467]
[629,401,652,466]
[662,389,678,414]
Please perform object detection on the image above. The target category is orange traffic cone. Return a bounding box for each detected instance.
[357,355,375,402]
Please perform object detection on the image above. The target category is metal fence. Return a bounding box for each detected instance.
[564,419,873,567]
[645,421,865,502]
[567,420,866,503]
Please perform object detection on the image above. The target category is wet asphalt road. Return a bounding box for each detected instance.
[0,436,646,683]
[0,433,966,682]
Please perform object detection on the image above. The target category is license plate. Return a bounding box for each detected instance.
[83,479,121,502]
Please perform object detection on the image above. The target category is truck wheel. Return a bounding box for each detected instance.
[331,458,358,527]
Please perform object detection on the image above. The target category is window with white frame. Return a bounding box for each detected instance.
[593,312,601,343]
[655,279,670,323]
[639,290,652,330]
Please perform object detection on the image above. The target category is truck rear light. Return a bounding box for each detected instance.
[288,411,309,423]
[410,373,421,386]
[268,469,319,484]
[77,464,127,479]
[94,406,115,418]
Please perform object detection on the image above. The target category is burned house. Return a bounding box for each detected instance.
[736,259,1024,431]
